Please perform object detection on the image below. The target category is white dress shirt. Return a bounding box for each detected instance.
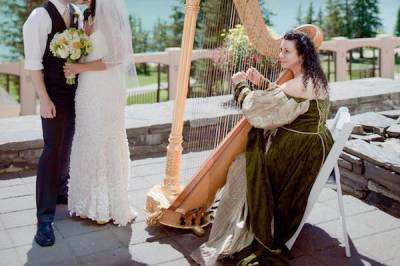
[23,0,83,70]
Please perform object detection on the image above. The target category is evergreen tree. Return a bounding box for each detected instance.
[152,18,169,52]
[304,2,316,24]
[324,0,346,39]
[129,15,150,74]
[259,0,275,27]
[352,0,382,38]
[343,0,353,38]
[169,0,185,47]
[317,7,324,28]
[0,0,43,60]
[394,7,400,36]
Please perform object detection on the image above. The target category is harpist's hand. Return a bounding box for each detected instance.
[246,67,263,86]
[231,71,247,86]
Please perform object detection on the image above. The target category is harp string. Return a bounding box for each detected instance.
[181,0,282,183]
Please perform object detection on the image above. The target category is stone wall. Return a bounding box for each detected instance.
[0,115,239,178]
[2,78,400,179]
[339,111,400,218]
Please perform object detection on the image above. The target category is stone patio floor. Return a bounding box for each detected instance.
[1,151,400,266]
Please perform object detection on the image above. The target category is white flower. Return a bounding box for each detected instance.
[70,49,81,60]
[57,47,69,59]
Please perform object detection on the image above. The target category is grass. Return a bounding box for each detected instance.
[127,89,169,105]
[320,60,385,81]
[0,74,19,102]
[137,71,168,86]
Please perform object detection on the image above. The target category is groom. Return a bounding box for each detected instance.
[23,0,83,247]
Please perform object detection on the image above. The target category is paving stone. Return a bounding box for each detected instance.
[77,247,137,266]
[352,228,400,262]
[66,229,123,257]
[0,178,23,188]
[131,161,166,178]
[131,156,166,167]
[385,256,400,266]
[16,241,78,266]
[128,177,152,191]
[7,225,62,247]
[0,209,36,229]
[0,230,13,250]
[0,217,5,231]
[290,255,326,266]
[23,183,35,194]
[306,202,340,225]
[0,195,35,214]
[354,210,400,233]
[130,204,147,224]
[170,232,210,255]
[128,240,184,265]
[0,185,32,200]
[54,204,71,221]
[317,216,373,241]
[322,195,376,217]
[317,245,385,266]
[292,223,344,253]
[20,176,36,184]
[129,189,150,212]
[110,221,167,246]
[0,248,22,266]
[54,218,109,239]
[144,173,164,186]
[156,256,196,266]
[316,188,338,203]
[289,244,309,258]
[0,151,399,265]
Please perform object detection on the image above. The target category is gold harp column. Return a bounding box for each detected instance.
[146,0,201,213]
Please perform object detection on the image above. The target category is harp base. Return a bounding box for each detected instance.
[145,184,180,214]
[158,208,211,237]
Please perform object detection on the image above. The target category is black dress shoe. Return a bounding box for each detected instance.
[56,195,68,205]
[34,223,55,247]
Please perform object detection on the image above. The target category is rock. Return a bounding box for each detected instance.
[351,133,385,142]
[344,139,400,173]
[340,151,363,174]
[351,125,366,135]
[338,157,352,171]
[351,112,396,130]
[387,124,400,138]
[364,161,400,192]
[378,110,400,120]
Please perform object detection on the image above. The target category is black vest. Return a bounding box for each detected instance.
[42,1,79,96]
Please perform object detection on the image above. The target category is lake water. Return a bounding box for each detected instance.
[0,0,398,60]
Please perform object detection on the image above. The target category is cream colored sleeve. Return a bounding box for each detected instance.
[241,88,310,130]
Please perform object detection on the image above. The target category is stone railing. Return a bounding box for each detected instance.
[0,35,399,116]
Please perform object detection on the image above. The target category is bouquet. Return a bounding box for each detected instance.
[50,28,92,85]
[214,24,276,72]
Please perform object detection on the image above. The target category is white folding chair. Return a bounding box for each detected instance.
[286,106,354,257]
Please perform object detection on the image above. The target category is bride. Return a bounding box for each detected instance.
[64,0,138,226]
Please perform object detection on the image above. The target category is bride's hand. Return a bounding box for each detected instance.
[64,63,83,76]
[231,71,247,86]
[246,67,264,86]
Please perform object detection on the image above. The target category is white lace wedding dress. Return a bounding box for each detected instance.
[68,30,137,226]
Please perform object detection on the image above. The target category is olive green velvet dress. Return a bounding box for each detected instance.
[191,80,334,266]
[241,81,334,264]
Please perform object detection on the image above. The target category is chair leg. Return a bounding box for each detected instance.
[334,164,351,257]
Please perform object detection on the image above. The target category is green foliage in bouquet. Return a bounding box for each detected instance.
[215,24,276,73]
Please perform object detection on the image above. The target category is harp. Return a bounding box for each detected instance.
[145,0,323,234]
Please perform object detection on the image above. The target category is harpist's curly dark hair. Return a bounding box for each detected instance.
[283,31,328,96]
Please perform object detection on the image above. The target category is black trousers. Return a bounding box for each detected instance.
[36,94,75,224]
